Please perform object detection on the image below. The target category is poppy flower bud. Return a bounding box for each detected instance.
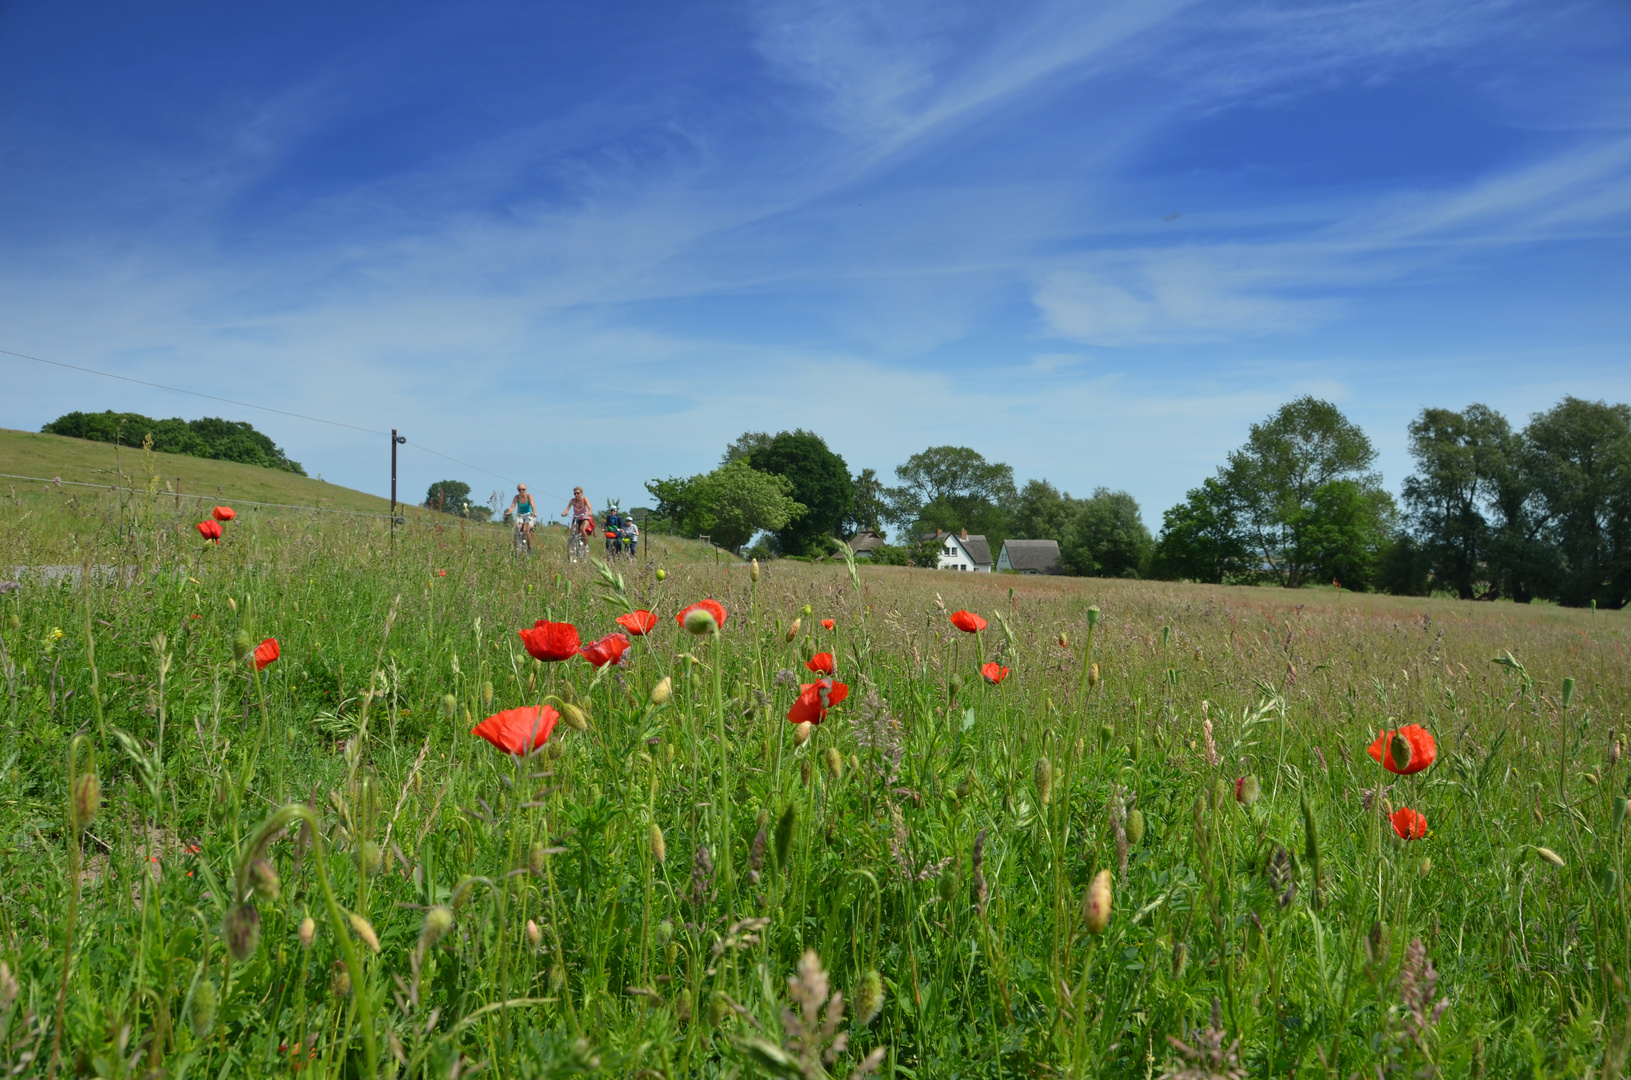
[361,841,382,876]
[708,991,729,1028]
[750,559,760,583]
[650,823,667,864]
[71,772,100,830]
[1127,808,1146,845]
[682,607,717,635]
[1172,941,1188,978]
[223,902,261,962]
[249,856,280,901]
[1562,677,1575,708]
[349,913,381,953]
[1057,632,1069,649]
[298,916,316,949]
[526,919,542,946]
[1389,732,1412,772]
[1615,797,1628,832]
[650,677,672,705]
[774,804,796,870]
[232,629,252,661]
[655,568,667,581]
[854,970,884,1028]
[6,614,18,632]
[1535,846,1565,868]
[441,693,458,719]
[657,919,674,947]
[421,905,454,949]
[675,988,693,1024]
[1083,869,1112,934]
[792,721,813,746]
[1033,757,1053,807]
[1086,606,1100,628]
[331,962,351,998]
[1236,776,1261,806]
[1418,857,1432,877]
[785,618,802,642]
[1088,663,1101,687]
[188,978,217,1039]
[481,681,494,707]
[823,746,843,782]
[800,604,813,618]
[948,673,963,699]
[937,869,959,903]
[561,703,588,732]
[529,842,547,875]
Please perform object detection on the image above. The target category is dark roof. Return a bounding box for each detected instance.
[1002,539,1062,573]
[847,529,885,553]
[921,529,992,566]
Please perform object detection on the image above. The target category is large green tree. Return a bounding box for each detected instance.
[644,461,805,552]
[1401,405,1514,599]
[1150,477,1251,583]
[1220,396,1389,588]
[885,446,1016,548]
[1060,488,1152,578]
[845,467,888,536]
[1010,479,1075,543]
[1524,396,1631,608]
[745,430,854,555]
[426,479,473,516]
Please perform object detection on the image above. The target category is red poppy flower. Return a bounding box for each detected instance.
[253,638,279,671]
[676,599,728,633]
[519,620,580,662]
[1390,806,1428,840]
[196,520,223,543]
[950,610,986,633]
[579,632,632,667]
[806,652,835,676]
[821,619,835,631]
[616,610,658,636]
[1367,724,1436,775]
[980,662,1009,685]
[212,506,236,522]
[471,705,560,755]
[787,678,849,726]
[437,569,447,577]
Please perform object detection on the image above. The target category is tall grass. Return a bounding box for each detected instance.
[0,497,1627,1077]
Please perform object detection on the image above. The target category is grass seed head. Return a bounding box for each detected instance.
[650,823,667,864]
[223,902,261,962]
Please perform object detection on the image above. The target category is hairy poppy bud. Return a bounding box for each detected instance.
[682,607,717,635]
[774,804,796,870]
[948,673,963,699]
[1535,846,1565,868]
[1057,631,1069,649]
[361,841,383,877]
[481,681,494,707]
[441,693,458,720]
[1236,776,1261,806]
[561,702,588,732]
[1083,869,1112,934]
[232,629,252,661]
[854,970,884,1027]
[349,913,380,953]
[1172,941,1188,978]
[1613,739,1623,766]
[823,746,843,782]
[249,856,281,901]
[937,869,959,903]
[529,842,547,875]
[800,604,813,618]
[1561,677,1575,708]
[708,991,729,1028]
[1418,857,1432,877]
[1389,732,1412,772]
[792,721,813,746]
[657,919,674,946]
[188,979,217,1039]
[71,772,100,830]
[1615,797,1628,832]
[526,919,542,946]
[650,823,667,864]
[650,677,672,705]
[785,618,801,642]
[655,568,666,581]
[1033,757,1053,807]
[1088,662,1101,687]
[223,902,261,962]
[1126,809,1145,846]
[750,559,760,583]
[421,905,454,949]
[298,916,316,949]
[675,988,693,1024]
[1086,606,1100,628]
[331,961,351,998]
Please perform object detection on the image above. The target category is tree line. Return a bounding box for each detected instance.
[42,410,306,475]
[644,392,1631,608]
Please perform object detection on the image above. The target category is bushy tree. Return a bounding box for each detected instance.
[645,461,805,553]
[426,480,472,516]
[1524,396,1631,608]
[747,430,854,556]
[1010,479,1075,542]
[1151,477,1251,583]
[42,410,305,474]
[1401,405,1514,599]
[1060,488,1152,578]
[1288,480,1395,590]
[845,468,888,536]
[885,446,1015,549]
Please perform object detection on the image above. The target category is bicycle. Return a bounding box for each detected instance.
[566,520,591,562]
[512,513,537,555]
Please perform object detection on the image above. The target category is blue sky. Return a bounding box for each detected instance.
[2,0,1628,530]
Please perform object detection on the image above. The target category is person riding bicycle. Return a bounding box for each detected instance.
[562,487,594,542]
[507,484,539,548]
[623,516,639,559]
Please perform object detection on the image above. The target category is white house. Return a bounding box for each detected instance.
[997,539,1063,575]
[926,529,992,572]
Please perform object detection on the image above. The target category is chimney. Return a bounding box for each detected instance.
[960,528,968,541]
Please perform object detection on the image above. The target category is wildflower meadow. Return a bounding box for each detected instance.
[0,503,1627,1078]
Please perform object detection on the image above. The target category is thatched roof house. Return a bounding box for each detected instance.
[997,539,1063,575]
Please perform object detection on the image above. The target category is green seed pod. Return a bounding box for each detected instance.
[854,970,884,1027]
[1086,606,1100,628]
[948,673,963,700]
[232,629,252,661]
[249,856,280,901]
[800,604,813,618]
[331,961,352,998]
[421,905,454,949]
[1099,723,1114,750]
[1126,808,1146,846]
[222,902,261,962]
[774,804,796,870]
[655,568,667,582]
[1033,757,1054,807]
[1390,731,1412,772]
[441,693,458,719]
[71,772,100,831]
[1562,677,1576,709]
[188,978,218,1040]
[561,702,589,732]
[708,991,730,1027]
[937,869,959,904]
[361,841,383,877]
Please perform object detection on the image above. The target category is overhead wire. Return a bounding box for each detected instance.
[2,345,570,502]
